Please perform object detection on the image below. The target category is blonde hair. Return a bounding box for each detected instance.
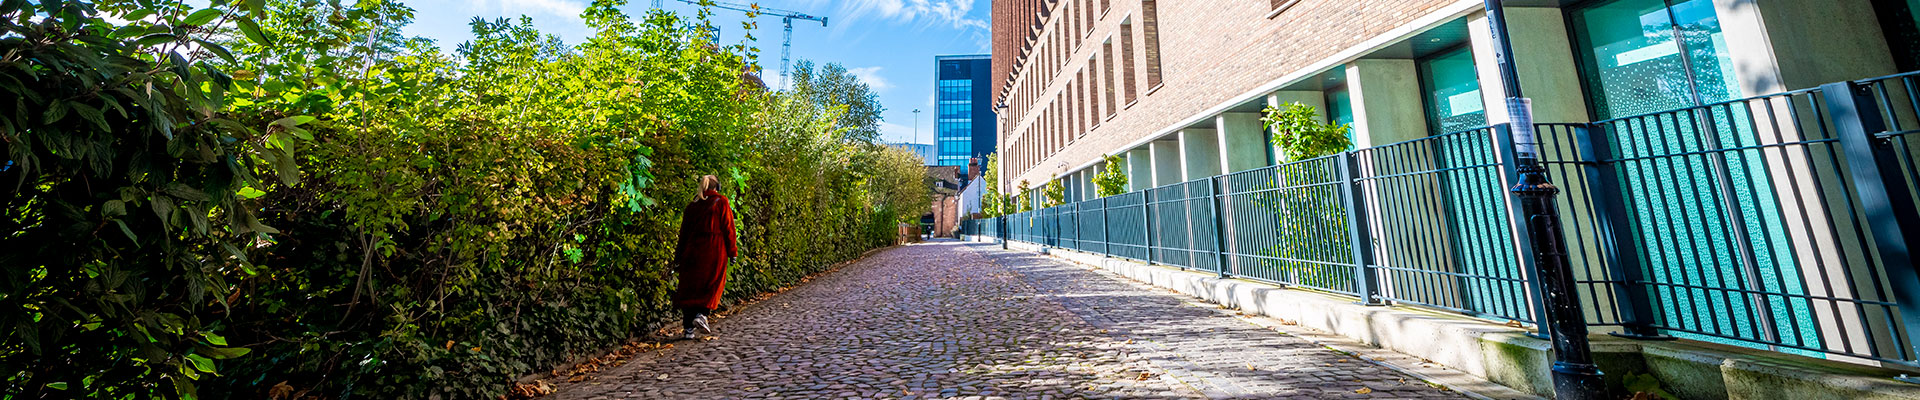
[698,175,721,194]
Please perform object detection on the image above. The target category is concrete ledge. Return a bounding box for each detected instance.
[989,240,1920,399]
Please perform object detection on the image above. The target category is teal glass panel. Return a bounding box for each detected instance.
[1571,0,1818,356]
[1418,47,1487,135]
[1325,85,1355,145]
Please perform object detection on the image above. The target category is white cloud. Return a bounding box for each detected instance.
[806,0,989,31]
[473,0,588,20]
[848,66,893,91]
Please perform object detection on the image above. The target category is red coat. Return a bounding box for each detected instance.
[673,190,738,310]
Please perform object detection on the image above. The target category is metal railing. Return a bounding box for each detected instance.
[962,72,1920,365]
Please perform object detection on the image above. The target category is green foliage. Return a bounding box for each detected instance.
[1261,102,1352,162]
[789,60,885,144]
[2,1,924,399]
[979,153,1007,217]
[1042,175,1066,208]
[1014,180,1033,213]
[1093,154,1129,197]
[1,1,289,397]
[1255,103,1352,286]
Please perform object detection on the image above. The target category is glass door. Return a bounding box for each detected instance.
[1570,0,1740,119]
[1570,0,1820,355]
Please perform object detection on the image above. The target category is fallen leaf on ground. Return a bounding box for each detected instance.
[267,382,294,400]
[1355,387,1373,394]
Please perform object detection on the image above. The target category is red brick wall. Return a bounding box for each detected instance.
[991,0,1465,186]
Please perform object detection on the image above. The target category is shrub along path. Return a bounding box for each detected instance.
[550,241,1463,399]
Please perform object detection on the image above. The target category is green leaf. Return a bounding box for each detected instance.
[41,101,67,124]
[200,346,250,359]
[235,186,266,199]
[182,9,224,26]
[45,382,67,390]
[235,18,270,45]
[163,183,212,202]
[151,195,175,225]
[136,33,178,47]
[271,116,316,127]
[172,375,198,400]
[102,199,127,216]
[194,39,236,63]
[121,8,155,21]
[202,331,227,346]
[115,220,139,243]
[110,25,146,39]
[70,103,107,132]
[185,354,215,374]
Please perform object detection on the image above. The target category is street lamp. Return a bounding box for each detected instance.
[1482,1,1606,398]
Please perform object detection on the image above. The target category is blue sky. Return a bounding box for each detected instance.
[397,0,991,146]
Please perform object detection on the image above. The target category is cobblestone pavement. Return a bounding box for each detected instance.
[551,241,1464,399]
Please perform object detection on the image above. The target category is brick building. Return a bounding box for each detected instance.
[987,0,1920,369]
[990,0,1917,198]
[922,166,967,237]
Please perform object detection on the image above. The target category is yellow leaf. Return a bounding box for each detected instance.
[1355,388,1373,394]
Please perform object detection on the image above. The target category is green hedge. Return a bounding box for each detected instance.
[0,1,927,398]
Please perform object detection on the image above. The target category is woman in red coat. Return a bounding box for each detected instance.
[673,175,737,339]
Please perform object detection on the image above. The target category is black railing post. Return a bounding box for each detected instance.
[1822,81,1920,360]
[1484,0,1605,397]
[1340,152,1383,305]
[1495,125,1555,343]
[1577,123,1673,340]
[999,215,1008,250]
[1211,176,1233,278]
[1144,191,1156,264]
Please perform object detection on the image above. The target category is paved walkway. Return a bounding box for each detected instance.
[552,241,1463,399]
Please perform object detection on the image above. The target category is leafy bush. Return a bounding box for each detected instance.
[2,1,926,399]
[1257,102,1354,286]
[1093,154,1128,197]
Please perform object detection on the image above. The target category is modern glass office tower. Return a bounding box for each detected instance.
[936,54,996,166]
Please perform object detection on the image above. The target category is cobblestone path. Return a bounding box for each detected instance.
[552,241,1464,399]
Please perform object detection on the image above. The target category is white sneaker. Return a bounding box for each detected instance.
[694,315,713,334]
[682,331,697,340]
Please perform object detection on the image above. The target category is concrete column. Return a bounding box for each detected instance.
[1150,139,1183,185]
[1178,128,1222,180]
[1216,112,1269,173]
[1126,148,1153,192]
[1088,168,1101,199]
[1714,0,1896,94]
[1267,91,1329,161]
[1080,167,1097,200]
[1467,9,1592,125]
[1347,59,1429,147]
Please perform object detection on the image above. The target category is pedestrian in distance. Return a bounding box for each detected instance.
[673,175,738,340]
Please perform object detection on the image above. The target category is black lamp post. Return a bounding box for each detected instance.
[1482,1,1607,398]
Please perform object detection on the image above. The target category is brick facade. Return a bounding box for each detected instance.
[992,0,1464,187]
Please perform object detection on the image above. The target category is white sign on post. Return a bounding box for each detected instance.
[1506,98,1538,162]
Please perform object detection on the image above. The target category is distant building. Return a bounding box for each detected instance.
[883,142,936,166]
[922,165,967,237]
[935,54,995,167]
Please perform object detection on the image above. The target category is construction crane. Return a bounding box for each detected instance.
[670,0,827,83]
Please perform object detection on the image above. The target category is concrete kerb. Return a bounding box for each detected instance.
[973,237,1920,399]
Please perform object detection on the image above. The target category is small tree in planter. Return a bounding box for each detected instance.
[1043,175,1068,208]
[1093,154,1129,197]
[1258,102,1355,288]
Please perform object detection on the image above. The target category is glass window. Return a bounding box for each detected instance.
[1324,85,1353,128]
[1570,0,1742,119]
[1418,47,1487,135]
